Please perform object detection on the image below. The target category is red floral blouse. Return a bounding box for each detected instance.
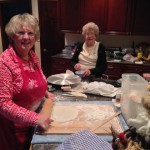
[0,45,47,126]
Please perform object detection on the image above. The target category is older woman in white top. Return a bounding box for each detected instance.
[70,22,107,77]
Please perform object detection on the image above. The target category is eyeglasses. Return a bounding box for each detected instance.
[16,31,35,38]
[85,32,95,36]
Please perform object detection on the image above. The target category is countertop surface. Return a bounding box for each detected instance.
[31,101,128,142]
[48,76,119,102]
[52,90,111,102]
[31,70,128,150]
[52,53,150,66]
[31,85,128,150]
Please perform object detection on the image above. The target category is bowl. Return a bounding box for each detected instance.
[75,71,84,78]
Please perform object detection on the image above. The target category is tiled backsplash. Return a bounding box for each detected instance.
[65,33,150,49]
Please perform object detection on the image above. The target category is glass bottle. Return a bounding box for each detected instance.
[137,47,143,59]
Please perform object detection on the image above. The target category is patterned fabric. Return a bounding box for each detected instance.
[56,130,113,150]
[0,45,47,149]
[0,45,47,126]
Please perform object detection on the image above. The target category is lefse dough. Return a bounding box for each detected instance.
[51,105,78,122]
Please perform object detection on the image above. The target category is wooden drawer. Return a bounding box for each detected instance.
[50,57,72,75]
[51,58,70,66]
[123,64,150,76]
[104,62,150,80]
[103,62,122,80]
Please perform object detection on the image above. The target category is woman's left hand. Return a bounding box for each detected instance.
[83,69,91,77]
[45,91,55,101]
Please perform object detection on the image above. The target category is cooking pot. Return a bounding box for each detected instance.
[47,73,81,88]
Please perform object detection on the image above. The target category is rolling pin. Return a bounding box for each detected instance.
[91,111,121,132]
[35,99,54,134]
[40,99,54,118]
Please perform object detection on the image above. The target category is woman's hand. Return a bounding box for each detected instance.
[36,114,53,130]
[37,98,54,130]
[83,69,91,77]
[45,91,55,101]
[74,63,81,70]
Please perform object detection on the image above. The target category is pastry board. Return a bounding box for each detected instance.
[37,104,123,135]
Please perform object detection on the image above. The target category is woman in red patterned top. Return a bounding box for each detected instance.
[0,13,54,150]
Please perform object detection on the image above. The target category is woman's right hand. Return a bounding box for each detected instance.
[74,63,81,70]
[36,114,53,130]
[36,99,54,130]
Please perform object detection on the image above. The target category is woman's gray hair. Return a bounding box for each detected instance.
[82,22,99,36]
[5,13,40,43]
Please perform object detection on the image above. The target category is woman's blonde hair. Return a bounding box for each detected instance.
[82,22,99,36]
[5,13,40,42]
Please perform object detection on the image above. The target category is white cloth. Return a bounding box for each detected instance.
[127,112,150,142]
[66,69,75,75]
[82,81,118,97]
[79,42,99,70]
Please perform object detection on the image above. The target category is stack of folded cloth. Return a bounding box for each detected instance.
[82,81,118,97]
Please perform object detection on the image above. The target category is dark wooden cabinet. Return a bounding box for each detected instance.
[103,62,123,80]
[104,62,150,80]
[50,56,72,75]
[60,0,105,33]
[124,64,150,75]
[60,0,80,31]
[104,0,150,35]
[131,0,150,35]
[60,0,150,35]
[104,0,131,35]
[80,0,105,33]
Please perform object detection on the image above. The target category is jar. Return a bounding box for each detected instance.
[137,48,143,59]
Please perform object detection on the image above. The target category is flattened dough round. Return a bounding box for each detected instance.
[51,105,78,122]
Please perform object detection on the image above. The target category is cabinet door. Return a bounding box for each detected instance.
[60,0,80,31]
[50,57,71,75]
[38,0,64,77]
[80,0,105,33]
[124,64,150,76]
[104,0,131,35]
[103,63,123,80]
[123,65,142,75]
[131,0,150,35]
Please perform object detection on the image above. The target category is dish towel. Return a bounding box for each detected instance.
[56,130,113,150]
[82,81,118,97]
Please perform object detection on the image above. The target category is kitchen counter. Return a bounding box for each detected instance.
[51,53,73,59]
[52,89,111,102]
[31,100,128,150]
[47,75,119,102]
[52,53,150,66]
[107,59,150,66]
[50,53,150,78]
[31,78,127,150]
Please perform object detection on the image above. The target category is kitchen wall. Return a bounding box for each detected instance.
[31,0,41,65]
[65,33,150,49]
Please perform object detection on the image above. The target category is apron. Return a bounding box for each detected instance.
[0,54,47,150]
